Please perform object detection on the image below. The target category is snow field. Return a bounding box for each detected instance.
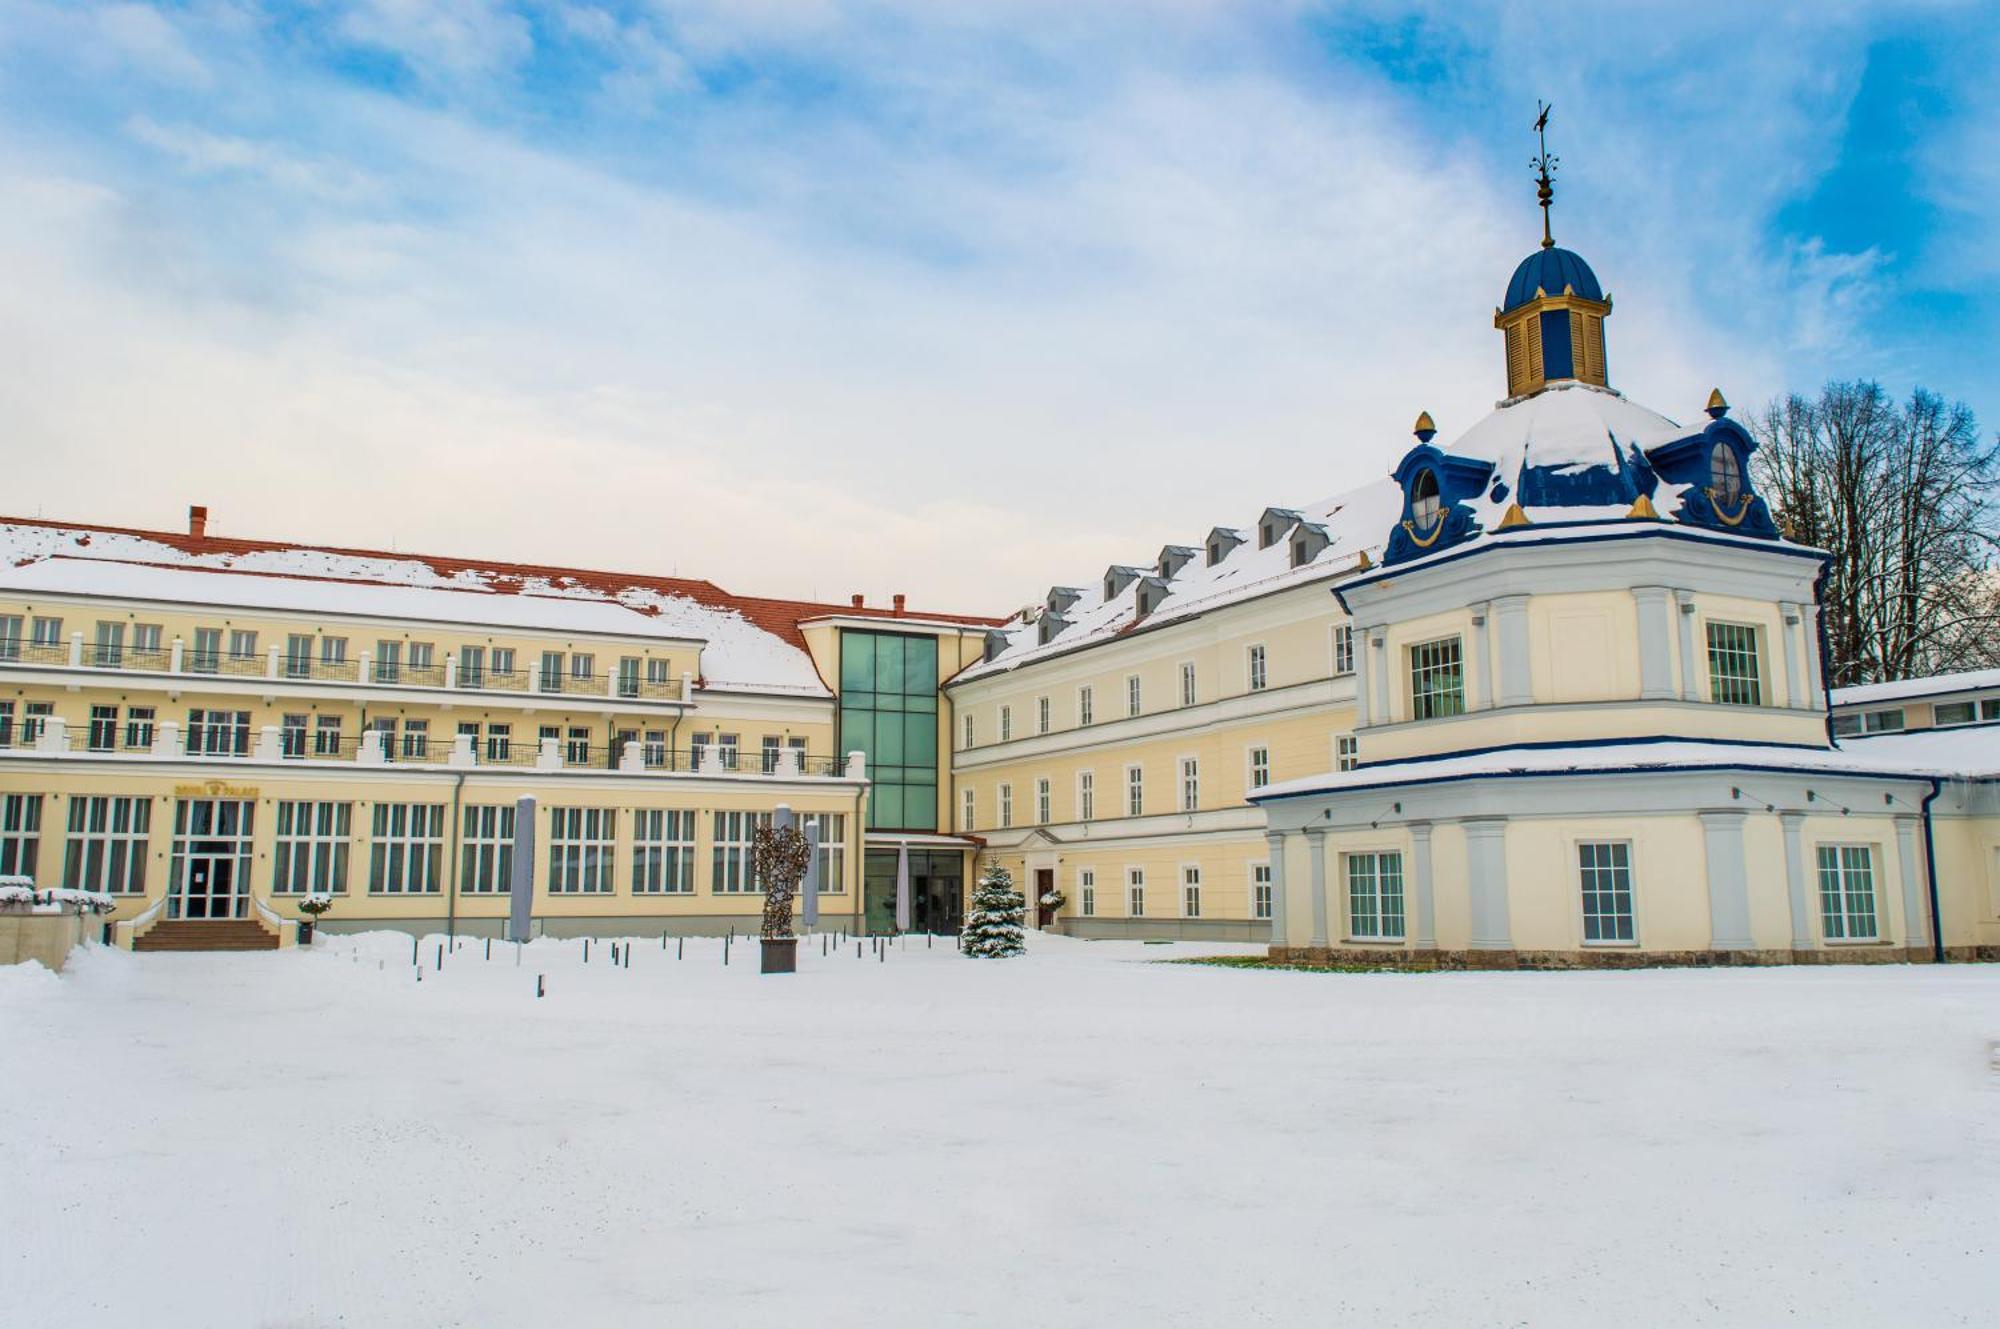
[3,933,1997,1327]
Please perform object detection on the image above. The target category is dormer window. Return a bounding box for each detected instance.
[1410,469,1442,533]
[1709,442,1743,505]
[1257,508,1301,550]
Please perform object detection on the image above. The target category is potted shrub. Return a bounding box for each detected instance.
[296,893,334,944]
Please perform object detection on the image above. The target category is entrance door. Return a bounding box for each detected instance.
[1035,869,1056,929]
[182,852,237,920]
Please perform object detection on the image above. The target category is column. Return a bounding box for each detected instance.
[1369,630,1390,722]
[1699,810,1754,951]
[1493,596,1533,708]
[1408,821,1436,950]
[1633,587,1677,700]
[1779,812,1811,951]
[1801,605,1824,703]
[1464,817,1511,950]
[1305,826,1330,949]
[1353,625,1374,727]
[1778,603,1806,709]
[1893,815,1930,957]
[1263,830,1291,948]
[1468,605,1493,710]
[1675,591,1700,701]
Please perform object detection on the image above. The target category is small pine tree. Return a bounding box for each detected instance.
[960,862,1026,958]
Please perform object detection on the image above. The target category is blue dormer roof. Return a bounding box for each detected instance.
[1503,247,1602,312]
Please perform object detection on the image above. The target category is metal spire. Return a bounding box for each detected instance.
[1532,101,1558,249]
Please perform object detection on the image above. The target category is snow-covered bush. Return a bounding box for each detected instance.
[296,894,336,920]
[1038,889,1066,912]
[960,863,1025,959]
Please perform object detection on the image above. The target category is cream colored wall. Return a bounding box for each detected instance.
[0,760,869,925]
[1930,814,2000,950]
[1363,703,1828,765]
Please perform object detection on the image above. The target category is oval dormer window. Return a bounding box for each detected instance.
[1710,441,1743,505]
[1410,469,1442,533]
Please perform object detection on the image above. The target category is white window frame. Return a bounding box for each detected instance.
[799,812,846,893]
[0,793,39,876]
[272,800,350,895]
[1077,770,1094,822]
[1247,643,1268,692]
[1078,685,1094,727]
[1247,745,1271,791]
[962,787,977,832]
[632,809,696,894]
[1179,660,1197,707]
[1078,867,1096,918]
[1335,734,1359,772]
[1178,756,1199,812]
[1126,867,1145,918]
[963,713,974,749]
[1576,839,1637,945]
[1037,696,1050,735]
[1126,674,1142,717]
[1035,777,1051,825]
[1816,843,1880,942]
[1408,635,1466,720]
[1000,705,1012,742]
[998,784,1013,829]
[1252,862,1273,921]
[461,804,515,894]
[1181,863,1202,918]
[1125,764,1144,817]
[1343,849,1406,943]
[1333,623,1355,676]
[1704,620,1763,707]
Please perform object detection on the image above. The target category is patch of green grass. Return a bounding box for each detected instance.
[1160,955,1431,974]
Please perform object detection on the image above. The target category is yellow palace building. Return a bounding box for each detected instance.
[956,212,2000,964]
[0,510,996,948]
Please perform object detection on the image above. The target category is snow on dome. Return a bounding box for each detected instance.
[1446,382,1687,529]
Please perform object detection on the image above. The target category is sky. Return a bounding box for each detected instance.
[0,1,1993,613]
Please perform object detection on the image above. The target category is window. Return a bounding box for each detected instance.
[798,812,846,892]
[1126,765,1144,817]
[461,804,515,894]
[0,794,42,875]
[1345,851,1405,941]
[459,646,486,689]
[1409,637,1465,720]
[1035,778,1051,824]
[1986,700,2000,722]
[712,811,771,892]
[761,735,782,774]
[570,652,594,682]
[92,621,124,667]
[1252,863,1273,920]
[1410,468,1441,533]
[962,787,976,832]
[407,642,433,673]
[1078,771,1095,822]
[539,651,564,693]
[1000,706,1012,742]
[1247,645,1267,692]
[1179,757,1199,812]
[1249,746,1271,790]
[0,615,18,660]
[133,623,161,655]
[1126,674,1141,717]
[88,704,118,751]
[1934,701,1976,727]
[1862,709,1905,734]
[314,715,343,756]
[1336,735,1359,771]
[374,640,402,683]
[484,723,512,762]
[1705,622,1762,706]
[1333,624,1355,676]
[963,713,974,749]
[1181,865,1202,918]
[1037,696,1050,735]
[273,802,351,894]
[1078,685,1094,727]
[837,630,940,832]
[22,702,51,745]
[565,726,591,766]
[999,784,1013,829]
[1126,868,1145,917]
[228,629,258,662]
[646,658,671,687]
[275,713,305,759]
[1710,441,1743,505]
[491,647,516,679]
[1816,845,1878,941]
[1079,868,1096,917]
[548,808,615,894]
[716,733,739,770]
[30,615,62,648]
[321,637,347,667]
[369,803,444,894]
[1831,713,1863,737]
[0,701,12,748]
[63,796,149,894]
[285,634,313,678]
[1578,841,1635,943]
[124,707,155,750]
[1180,661,1197,707]
[187,709,250,756]
[191,627,221,673]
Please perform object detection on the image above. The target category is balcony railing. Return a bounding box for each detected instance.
[3,633,689,705]
[0,719,859,781]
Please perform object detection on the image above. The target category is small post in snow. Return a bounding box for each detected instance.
[536,974,544,999]
[412,935,419,966]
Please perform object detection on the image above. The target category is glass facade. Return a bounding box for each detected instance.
[839,631,939,831]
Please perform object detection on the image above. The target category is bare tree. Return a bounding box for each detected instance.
[1751,381,1999,687]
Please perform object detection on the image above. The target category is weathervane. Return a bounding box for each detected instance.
[1532,100,1558,249]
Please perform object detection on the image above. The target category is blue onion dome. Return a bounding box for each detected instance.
[1503,247,1602,312]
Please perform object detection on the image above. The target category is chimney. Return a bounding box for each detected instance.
[892,593,906,615]
[188,505,209,540]
[850,594,864,610]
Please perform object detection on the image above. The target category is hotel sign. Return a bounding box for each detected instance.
[173,781,260,800]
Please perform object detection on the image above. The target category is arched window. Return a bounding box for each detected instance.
[1410,469,1442,533]
[1710,442,1743,505]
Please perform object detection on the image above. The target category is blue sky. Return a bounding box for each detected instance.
[1,1,1993,606]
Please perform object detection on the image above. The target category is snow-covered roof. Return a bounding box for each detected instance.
[1832,668,2000,709]
[1448,382,1689,530]
[956,477,1405,682]
[1252,732,2000,802]
[0,517,998,699]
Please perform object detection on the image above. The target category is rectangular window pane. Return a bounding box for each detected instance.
[1577,841,1634,943]
[1705,622,1762,706]
[1409,637,1465,720]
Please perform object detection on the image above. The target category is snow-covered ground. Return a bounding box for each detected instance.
[5,933,1997,1327]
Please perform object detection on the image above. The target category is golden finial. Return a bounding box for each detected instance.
[1355,550,1373,570]
[1532,101,1558,250]
[1627,493,1660,520]
[1413,410,1436,443]
[1705,388,1729,419]
[1498,502,1531,529]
